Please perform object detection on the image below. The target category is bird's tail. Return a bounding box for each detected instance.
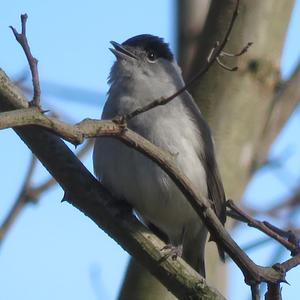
[182,228,208,278]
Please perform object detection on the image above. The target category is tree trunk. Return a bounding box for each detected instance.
[190,0,294,294]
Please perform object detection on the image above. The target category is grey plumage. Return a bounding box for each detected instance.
[93,34,226,277]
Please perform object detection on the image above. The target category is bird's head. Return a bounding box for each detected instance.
[108,34,183,92]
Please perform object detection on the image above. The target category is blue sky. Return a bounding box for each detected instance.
[0,1,300,300]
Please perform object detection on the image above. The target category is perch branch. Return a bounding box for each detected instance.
[0,105,286,286]
[0,68,225,300]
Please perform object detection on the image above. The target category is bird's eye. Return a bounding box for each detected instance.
[147,51,157,62]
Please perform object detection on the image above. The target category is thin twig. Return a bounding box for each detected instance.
[0,155,37,243]
[216,57,238,71]
[221,42,253,57]
[216,42,253,71]
[0,139,93,244]
[279,253,300,272]
[124,0,242,121]
[226,200,300,255]
[10,14,41,106]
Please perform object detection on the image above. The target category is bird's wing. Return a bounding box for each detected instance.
[182,91,226,260]
[181,91,226,227]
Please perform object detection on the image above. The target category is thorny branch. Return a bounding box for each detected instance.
[0,103,292,286]
[1,1,299,299]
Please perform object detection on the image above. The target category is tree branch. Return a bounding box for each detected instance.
[0,70,287,287]
[226,200,300,255]
[10,14,41,106]
[123,0,244,121]
[0,69,225,300]
[0,154,37,243]
[0,139,93,245]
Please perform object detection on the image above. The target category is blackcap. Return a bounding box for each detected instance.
[93,34,226,277]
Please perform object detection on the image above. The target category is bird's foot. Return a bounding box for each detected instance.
[161,244,183,261]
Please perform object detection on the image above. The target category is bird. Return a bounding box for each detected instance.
[93,34,226,277]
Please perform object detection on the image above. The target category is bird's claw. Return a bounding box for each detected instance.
[161,244,183,260]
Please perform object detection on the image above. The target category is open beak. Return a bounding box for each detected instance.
[109,41,137,60]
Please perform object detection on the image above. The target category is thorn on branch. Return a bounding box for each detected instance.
[10,14,41,107]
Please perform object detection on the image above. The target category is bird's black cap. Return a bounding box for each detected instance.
[122,34,173,61]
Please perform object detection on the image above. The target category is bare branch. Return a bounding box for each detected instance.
[123,0,243,121]
[10,14,41,106]
[216,42,253,71]
[220,42,253,57]
[216,57,238,72]
[0,139,93,244]
[0,155,37,243]
[279,253,300,273]
[265,283,282,300]
[251,284,260,300]
[0,105,286,286]
[226,200,299,255]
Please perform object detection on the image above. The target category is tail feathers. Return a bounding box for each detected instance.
[183,247,206,278]
[182,229,208,278]
[208,234,225,262]
[217,243,226,262]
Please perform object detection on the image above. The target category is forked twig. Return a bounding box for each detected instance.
[124,0,249,121]
[226,200,300,255]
